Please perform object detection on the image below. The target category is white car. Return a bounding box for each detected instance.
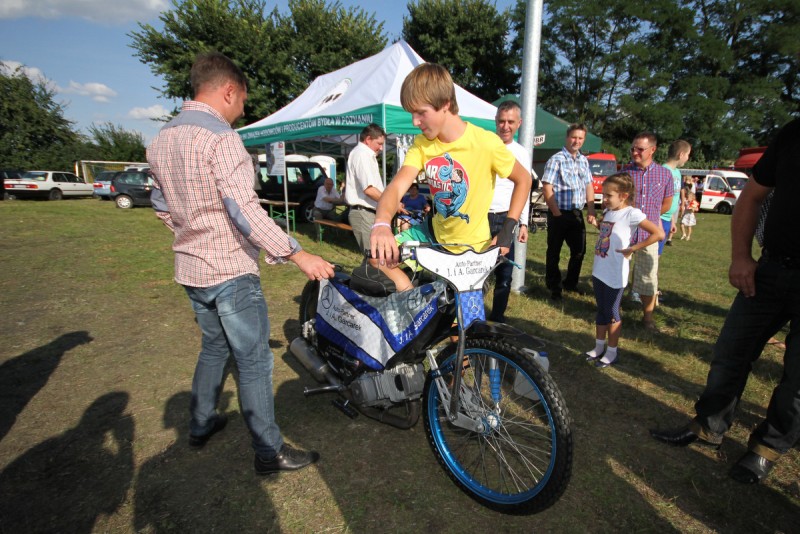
[4,170,94,200]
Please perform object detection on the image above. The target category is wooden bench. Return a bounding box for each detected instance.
[313,218,352,243]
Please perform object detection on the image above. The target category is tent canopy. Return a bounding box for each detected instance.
[492,95,602,153]
[238,40,497,149]
[237,41,601,155]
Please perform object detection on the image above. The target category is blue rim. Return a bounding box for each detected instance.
[427,348,557,504]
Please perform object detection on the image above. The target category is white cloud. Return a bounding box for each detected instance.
[0,60,53,87]
[0,0,169,24]
[128,104,170,120]
[59,81,118,103]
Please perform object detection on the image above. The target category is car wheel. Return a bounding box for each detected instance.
[115,195,134,209]
[48,189,63,201]
[300,201,315,223]
[716,202,732,215]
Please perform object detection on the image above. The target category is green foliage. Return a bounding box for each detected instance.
[510,0,798,164]
[129,0,386,126]
[0,66,83,170]
[87,123,146,162]
[402,0,516,102]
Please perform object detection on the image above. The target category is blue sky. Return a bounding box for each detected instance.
[0,0,517,143]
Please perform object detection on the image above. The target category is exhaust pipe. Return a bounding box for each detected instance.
[289,337,340,385]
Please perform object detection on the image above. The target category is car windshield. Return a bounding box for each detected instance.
[727,177,747,190]
[588,160,616,176]
[21,172,47,181]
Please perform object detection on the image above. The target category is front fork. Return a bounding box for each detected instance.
[426,332,502,433]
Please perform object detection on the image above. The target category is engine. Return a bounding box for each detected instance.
[348,363,426,408]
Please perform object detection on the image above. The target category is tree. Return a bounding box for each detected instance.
[510,0,799,162]
[87,123,146,162]
[129,0,386,126]
[0,66,83,170]
[402,0,516,102]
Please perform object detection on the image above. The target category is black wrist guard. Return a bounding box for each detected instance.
[496,217,517,249]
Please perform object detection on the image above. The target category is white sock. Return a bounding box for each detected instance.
[600,346,618,364]
[585,339,605,358]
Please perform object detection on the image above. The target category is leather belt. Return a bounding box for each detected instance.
[352,205,376,213]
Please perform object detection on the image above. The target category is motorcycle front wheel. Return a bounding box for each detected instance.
[422,338,573,515]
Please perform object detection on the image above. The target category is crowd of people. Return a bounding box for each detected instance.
[147,51,796,488]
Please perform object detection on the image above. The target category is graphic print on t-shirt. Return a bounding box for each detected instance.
[596,220,614,258]
[427,153,470,223]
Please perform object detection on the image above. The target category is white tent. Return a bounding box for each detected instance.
[237,40,499,154]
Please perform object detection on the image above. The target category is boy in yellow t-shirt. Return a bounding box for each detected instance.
[370,63,532,291]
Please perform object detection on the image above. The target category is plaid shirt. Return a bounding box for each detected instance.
[147,101,299,287]
[541,147,592,210]
[620,161,675,244]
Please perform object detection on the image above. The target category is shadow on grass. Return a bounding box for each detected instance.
[0,391,133,532]
[0,331,93,442]
[508,313,799,531]
[132,390,283,531]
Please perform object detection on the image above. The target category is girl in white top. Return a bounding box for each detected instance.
[586,173,664,367]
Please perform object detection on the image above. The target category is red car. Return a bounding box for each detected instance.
[587,153,618,205]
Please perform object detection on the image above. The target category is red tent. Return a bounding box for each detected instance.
[734,147,766,171]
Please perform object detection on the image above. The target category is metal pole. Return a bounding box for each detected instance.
[513,0,544,292]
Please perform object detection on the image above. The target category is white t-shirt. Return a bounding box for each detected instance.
[314,185,340,210]
[345,142,383,209]
[490,140,535,224]
[592,206,646,289]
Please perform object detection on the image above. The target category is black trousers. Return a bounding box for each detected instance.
[545,210,586,292]
[488,212,515,322]
[695,258,800,454]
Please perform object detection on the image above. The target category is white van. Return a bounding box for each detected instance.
[679,169,749,214]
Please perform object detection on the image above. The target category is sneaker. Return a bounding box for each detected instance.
[631,292,642,304]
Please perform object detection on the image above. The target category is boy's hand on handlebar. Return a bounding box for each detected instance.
[289,250,335,281]
[370,225,399,267]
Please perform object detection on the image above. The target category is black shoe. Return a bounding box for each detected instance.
[649,424,722,448]
[255,444,320,475]
[550,291,562,301]
[665,240,673,246]
[188,413,228,449]
[594,357,617,368]
[730,451,775,484]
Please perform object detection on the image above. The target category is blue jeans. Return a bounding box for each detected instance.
[184,274,283,458]
[694,258,799,454]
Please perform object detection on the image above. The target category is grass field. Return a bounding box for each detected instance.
[0,198,797,533]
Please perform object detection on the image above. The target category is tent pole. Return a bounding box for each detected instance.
[513,0,544,293]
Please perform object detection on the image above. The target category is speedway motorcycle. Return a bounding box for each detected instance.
[291,241,573,514]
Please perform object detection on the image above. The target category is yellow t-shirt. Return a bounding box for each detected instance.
[402,123,516,250]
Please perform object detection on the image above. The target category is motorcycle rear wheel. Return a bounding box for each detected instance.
[298,280,319,325]
[422,338,573,514]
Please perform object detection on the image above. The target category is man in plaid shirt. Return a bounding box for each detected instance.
[147,52,334,475]
[620,132,674,330]
[542,124,597,300]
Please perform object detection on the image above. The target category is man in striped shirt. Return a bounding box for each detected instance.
[542,124,597,300]
[147,52,334,475]
[619,132,675,330]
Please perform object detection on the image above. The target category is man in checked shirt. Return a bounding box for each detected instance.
[147,52,334,475]
[619,132,674,331]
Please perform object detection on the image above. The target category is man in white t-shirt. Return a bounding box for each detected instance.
[312,177,342,221]
[488,101,535,322]
[345,123,386,251]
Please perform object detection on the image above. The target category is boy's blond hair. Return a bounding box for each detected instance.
[400,63,459,115]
